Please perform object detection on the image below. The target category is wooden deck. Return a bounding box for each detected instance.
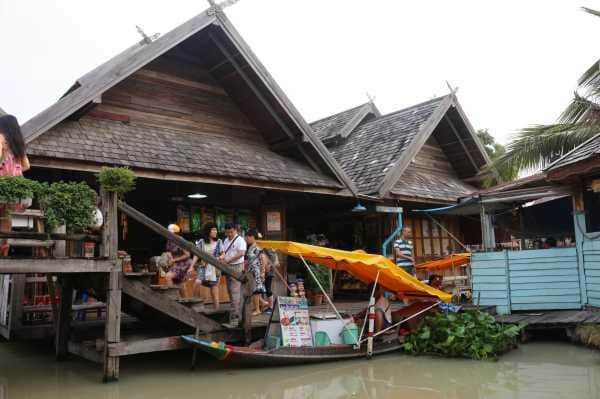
[496,310,600,327]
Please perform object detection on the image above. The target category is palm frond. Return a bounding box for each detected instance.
[491,123,599,174]
[582,7,600,18]
[559,92,600,124]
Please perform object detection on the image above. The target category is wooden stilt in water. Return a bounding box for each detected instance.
[241,272,255,345]
[55,275,73,361]
[191,325,200,370]
[101,189,121,382]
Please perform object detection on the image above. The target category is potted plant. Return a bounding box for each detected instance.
[0,176,40,210]
[37,181,97,233]
[305,263,331,305]
[97,166,136,196]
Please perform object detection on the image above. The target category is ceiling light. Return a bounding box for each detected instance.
[352,202,367,212]
[188,193,207,199]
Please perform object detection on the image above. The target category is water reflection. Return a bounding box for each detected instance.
[0,342,599,399]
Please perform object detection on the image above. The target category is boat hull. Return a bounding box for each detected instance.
[181,336,402,367]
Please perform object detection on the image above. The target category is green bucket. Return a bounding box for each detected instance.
[341,323,359,345]
[266,336,281,350]
[314,331,331,346]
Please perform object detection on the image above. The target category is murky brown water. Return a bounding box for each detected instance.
[0,341,599,399]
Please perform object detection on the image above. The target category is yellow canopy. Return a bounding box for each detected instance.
[258,240,451,302]
[416,253,471,271]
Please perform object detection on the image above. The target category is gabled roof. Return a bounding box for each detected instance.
[310,102,380,142]
[314,94,491,200]
[22,6,358,195]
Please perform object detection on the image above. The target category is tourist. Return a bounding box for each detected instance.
[374,285,393,333]
[191,223,223,310]
[245,229,268,315]
[262,249,277,313]
[394,226,415,275]
[220,223,246,327]
[164,224,194,293]
[0,115,30,256]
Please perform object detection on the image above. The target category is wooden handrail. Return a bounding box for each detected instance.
[117,200,245,282]
[0,231,101,242]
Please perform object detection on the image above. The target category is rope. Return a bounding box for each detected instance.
[358,301,441,343]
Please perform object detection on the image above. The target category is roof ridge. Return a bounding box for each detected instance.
[309,102,371,125]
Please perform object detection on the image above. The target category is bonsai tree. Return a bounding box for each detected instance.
[38,181,97,232]
[97,166,136,196]
[0,176,40,206]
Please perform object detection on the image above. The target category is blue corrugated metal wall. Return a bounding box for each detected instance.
[472,248,581,314]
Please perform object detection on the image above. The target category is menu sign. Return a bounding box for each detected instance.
[278,296,313,347]
[266,211,281,232]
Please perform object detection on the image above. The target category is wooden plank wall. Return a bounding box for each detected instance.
[507,248,581,311]
[472,248,582,315]
[471,251,510,315]
[93,56,261,142]
[583,240,600,307]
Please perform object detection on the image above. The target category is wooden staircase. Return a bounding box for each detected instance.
[120,274,223,333]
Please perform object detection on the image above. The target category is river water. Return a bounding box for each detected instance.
[0,341,599,399]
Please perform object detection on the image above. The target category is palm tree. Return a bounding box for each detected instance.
[492,7,600,177]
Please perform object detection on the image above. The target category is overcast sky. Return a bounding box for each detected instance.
[1,0,599,144]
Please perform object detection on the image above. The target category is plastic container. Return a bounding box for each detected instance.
[340,323,359,345]
[314,331,331,346]
[266,335,281,350]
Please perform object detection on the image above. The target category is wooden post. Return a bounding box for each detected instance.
[573,185,588,307]
[55,275,73,360]
[241,272,255,344]
[101,189,121,382]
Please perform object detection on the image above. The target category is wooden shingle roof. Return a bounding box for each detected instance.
[21,6,358,195]
[28,118,339,188]
[313,94,490,200]
[311,102,379,142]
[546,133,600,172]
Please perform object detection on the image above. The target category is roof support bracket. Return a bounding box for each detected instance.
[208,32,323,174]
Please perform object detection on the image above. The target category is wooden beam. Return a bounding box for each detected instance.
[68,340,103,364]
[29,157,346,196]
[208,32,324,175]
[0,231,101,242]
[55,276,74,360]
[118,200,243,282]
[121,277,222,332]
[0,258,116,274]
[444,115,480,175]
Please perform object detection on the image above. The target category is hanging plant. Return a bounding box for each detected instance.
[97,167,136,196]
[38,181,97,232]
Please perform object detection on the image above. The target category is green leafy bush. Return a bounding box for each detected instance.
[38,181,97,232]
[97,167,136,196]
[0,176,41,203]
[403,311,520,360]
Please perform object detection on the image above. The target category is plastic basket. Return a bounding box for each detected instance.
[340,323,359,345]
[314,331,331,346]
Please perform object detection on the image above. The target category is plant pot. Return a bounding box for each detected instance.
[311,293,324,306]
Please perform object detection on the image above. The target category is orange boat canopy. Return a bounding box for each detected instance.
[416,253,471,271]
[258,240,451,302]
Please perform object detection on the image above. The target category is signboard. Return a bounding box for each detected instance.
[375,206,403,213]
[267,211,282,232]
[278,296,313,347]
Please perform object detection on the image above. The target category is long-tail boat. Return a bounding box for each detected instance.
[182,240,449,367]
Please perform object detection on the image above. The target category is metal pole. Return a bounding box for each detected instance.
[359,270,380,349]
[382,210,403,258]
[367,296,375,359]
[298,254,359,346]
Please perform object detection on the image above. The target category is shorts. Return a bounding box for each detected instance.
[265,275,273,297]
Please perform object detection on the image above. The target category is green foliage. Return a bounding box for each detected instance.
[38,181,97,232]
[477,129,519,187]
[305,263,331,293]
[97,167,136,196]
[0,176,42,203]
[403,311,520,360]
